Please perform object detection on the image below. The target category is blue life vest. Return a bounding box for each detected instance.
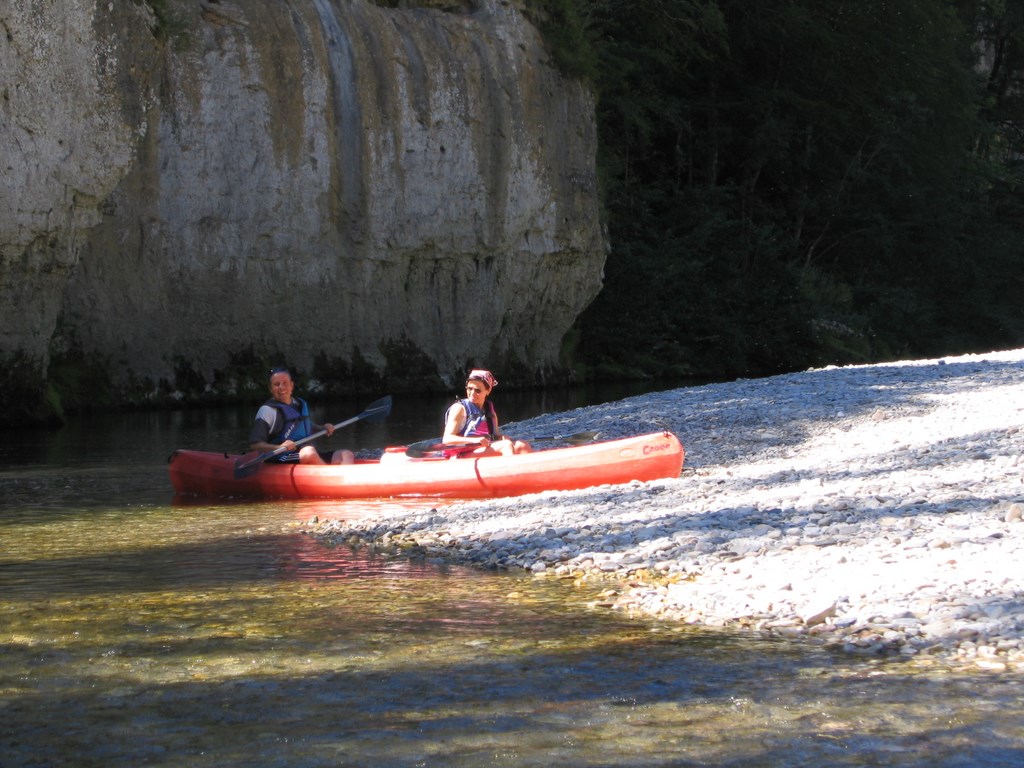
[445,398,496,438]
[266,397,313,444]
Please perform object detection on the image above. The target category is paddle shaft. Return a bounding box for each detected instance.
[405,430,599,458]
[237,395,392,471]
[253,415,352,460]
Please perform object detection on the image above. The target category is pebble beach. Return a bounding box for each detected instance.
[311,348,1024,671]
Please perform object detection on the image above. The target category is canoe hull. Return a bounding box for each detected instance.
[168,432,684,500]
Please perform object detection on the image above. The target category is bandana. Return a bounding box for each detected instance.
[467,369,498,389]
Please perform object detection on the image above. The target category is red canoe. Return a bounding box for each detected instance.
[168,431,684,500]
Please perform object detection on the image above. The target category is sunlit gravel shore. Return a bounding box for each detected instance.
[311,348,1024,671]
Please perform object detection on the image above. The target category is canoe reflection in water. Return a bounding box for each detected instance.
[168,495,446,582]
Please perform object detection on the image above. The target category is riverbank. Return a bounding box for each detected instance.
[310,349,1024,671]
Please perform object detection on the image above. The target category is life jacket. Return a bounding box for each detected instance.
[265,396,313,444]
[445,398,497,438]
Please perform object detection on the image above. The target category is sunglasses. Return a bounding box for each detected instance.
[269,367,291,376]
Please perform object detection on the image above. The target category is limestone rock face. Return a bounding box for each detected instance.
[1,0,159,418]
[1,0,605,420]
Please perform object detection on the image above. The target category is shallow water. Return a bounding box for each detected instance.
[3,398,1024,766]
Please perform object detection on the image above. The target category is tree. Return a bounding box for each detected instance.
[574,0,1024,378]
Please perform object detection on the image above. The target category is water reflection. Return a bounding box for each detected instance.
[3,406,1024,766]
[278,527,451,582]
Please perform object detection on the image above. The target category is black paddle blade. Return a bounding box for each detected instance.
[361,395,392,423]
[233,395,394,478]
[404,430,601,459]
[233,452,282,479]
[556,430,601,444]
[403,439,469,459]
[403,439,443,459]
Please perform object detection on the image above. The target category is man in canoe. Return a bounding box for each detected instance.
[442,369,532,456]
[248,367,355,465]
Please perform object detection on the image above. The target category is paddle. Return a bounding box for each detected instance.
[234,395,392,478]
[404,430,601,458]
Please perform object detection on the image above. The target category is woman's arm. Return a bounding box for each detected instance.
[442,403,491,448]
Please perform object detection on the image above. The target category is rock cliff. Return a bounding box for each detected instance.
[0,0,605,423]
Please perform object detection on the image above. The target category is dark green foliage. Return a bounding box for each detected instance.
[47,346,118,416]
[521,0,600,81]
[544,0,1024,381]
[1,351,62,426]
[136,0,189,45]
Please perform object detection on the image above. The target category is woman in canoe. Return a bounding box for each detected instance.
[442,369,532,456]
[249,367,355,464]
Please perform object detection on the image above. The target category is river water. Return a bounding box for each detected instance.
[3,390,1024,767]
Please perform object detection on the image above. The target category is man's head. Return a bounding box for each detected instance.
[268,367,294,403]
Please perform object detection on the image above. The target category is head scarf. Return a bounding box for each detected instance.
[467,369,498,389]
